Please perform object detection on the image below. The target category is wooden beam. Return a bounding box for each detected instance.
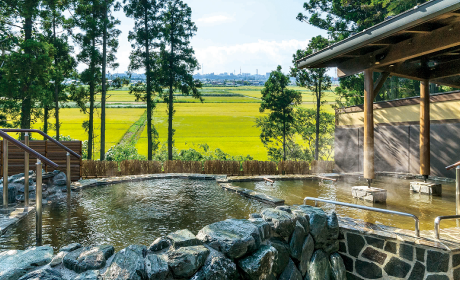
[429,58,460,79]
[373,72,390,100]
[364,69,375,180]
[337,22,460,77]
[432,75,460,88]
[420,80,430,177]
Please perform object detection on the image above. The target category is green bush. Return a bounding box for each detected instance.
[106,145,146,162]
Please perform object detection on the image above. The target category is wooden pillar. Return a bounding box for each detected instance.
[420,79,430,177]
[364,69,375,180]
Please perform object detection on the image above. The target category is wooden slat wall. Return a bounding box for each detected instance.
[0,140,82,182]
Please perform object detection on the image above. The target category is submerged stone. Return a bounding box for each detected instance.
[167,245,210,279]
[330,253,347,280]
[279,258,302,280]
[260,208,296,238]
[167,229,201,248]
[19,268,62,280]
[63,245,114,273]
[145,254,171,280]
[238,245,277,280]
[0,246,53,280]
[197,219,260,259]
[103,245,147,280]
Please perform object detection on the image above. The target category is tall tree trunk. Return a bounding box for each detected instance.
[315,80,322,160]
[283,118,286,161]
[100,0,107,160]
[52,3,60,141]
[88,37,95,160]
[167,16,174,161]
[145,6,152,160]
[44,106,48,136]
[20,16,33,139]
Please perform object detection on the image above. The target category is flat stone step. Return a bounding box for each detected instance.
[410,182,442,196]
[351,186,387,203]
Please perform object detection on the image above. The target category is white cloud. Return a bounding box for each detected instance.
[194,39,311,74]
[196,15,233,25]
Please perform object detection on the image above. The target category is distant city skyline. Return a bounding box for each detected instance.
[95,0,330,77]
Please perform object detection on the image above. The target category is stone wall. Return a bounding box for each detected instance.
[339,228,460,280]
[0,205,345,280]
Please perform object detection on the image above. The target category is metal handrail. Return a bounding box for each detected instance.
[303,197,420,237]
[446,161,460,170]
[434,215,460,239]
[0,130,58,168]
[1,129,80,159]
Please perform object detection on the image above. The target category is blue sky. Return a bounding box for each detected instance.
[110,0,327,75]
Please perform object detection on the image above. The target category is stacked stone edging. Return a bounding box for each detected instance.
[0,205,345,280]
[339,228,460,280]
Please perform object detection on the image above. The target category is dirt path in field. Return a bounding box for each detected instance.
[117,111,147,147]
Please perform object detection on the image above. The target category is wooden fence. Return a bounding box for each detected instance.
[0,140,82,182]
[80,159,335,178]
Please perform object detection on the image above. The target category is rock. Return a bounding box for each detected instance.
[408,261,426,280]
[426,250,449,273]
[145,254,172,280]
[249,213,262,219]
[416,248,426,262]
[103,245,147,280]
[53,172,67,186]
[192,250,239,280]
[299,234,315,276]
[279,258,302,280]
[50,251,68,267]
[167,245,210,279]
[347,232,365,257]
[426,274,449,280]
[399,244,414,261]
[296,205,328,248]
[361,247,387,265]
[63,245,114,273]
[260,208,296,238]
[0,185,17,204]
[74,270,101,280]
[384,241,397,254]
[19,268,62,280]
[291,210,310,234]
[238,245,277,280]
[167,229,201,248]
[326,212,339,240]
[365,236,385,249]
[149,238,171,252]
[341,254,354,272]
[0,246,53,280]
[269,238,290,276]
[355,259,382,279]
[197,219,260,259]
[330,253,347,280]
[289,221,307,260]
[324,240,340,254]
[60,243,82,253]
[248,218,272,241]
[384,257,412,279]
[275,206,292,213]
[306,249,331,280]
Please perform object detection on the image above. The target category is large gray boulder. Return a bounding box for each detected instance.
[19,268,62,280]
[167,245,210,279]
[0,186,17,204]
[279,258,302,280]
[51,243,82,267]
[306,249,331,280]
[269,238,290,276]
[299,234,315,277]
[260,208,296,238]
[238,245,277,280]
[74,270,101,280]
[53,172,67,186]
[0,246,53,280]
[197,219,261,259]
[63,245,114,273]
[60,243,82,253]
[149,238,170,252]
[103,245,147,280]
[192,250,239,280]
[167,229,201,248]
[330,253,347,280]
[289,221,307,260]
[145,254,172,280]
[248,218,272,241]
[291,210,310,234]
[296,205,328,248]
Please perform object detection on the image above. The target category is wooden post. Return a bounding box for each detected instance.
[420,79,430,177]
[364,69,375,181]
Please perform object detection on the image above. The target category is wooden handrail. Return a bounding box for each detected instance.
[0,130,59,168]
[0,129,81,159]
[446,161,460,171]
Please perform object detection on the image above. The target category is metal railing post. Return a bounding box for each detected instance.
[66,152,71,195]
[3,139,8,208]
[36,160,42,245]
[434,215,460,240]
[24,133,29,209]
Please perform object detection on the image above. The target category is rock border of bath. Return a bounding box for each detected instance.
[0,205,345,280]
